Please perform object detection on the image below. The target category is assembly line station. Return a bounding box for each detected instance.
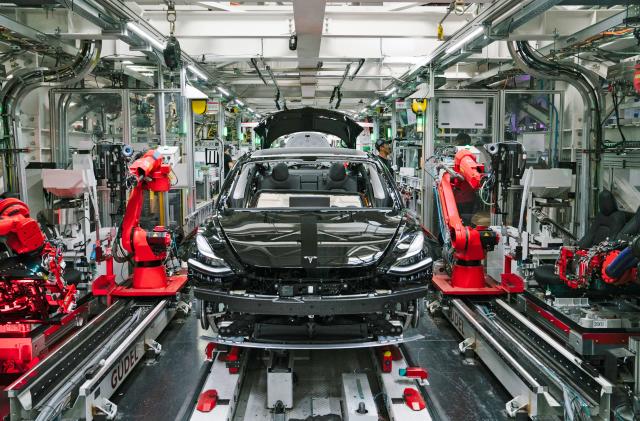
[0,1,637,420]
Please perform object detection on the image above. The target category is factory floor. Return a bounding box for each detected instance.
[110,299,510,421]
[0,297,510,420]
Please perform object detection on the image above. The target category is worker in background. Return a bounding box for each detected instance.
[454,132,472,146]
[223,145,234,178]
[375,138,394,176]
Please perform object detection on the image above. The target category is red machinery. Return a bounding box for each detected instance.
[93,149,188,299]
[0,198,77,321]
[433,149,523,295]
[557,241,639,289]
[0,198,85,373]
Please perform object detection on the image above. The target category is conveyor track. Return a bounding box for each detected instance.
[444,298,612,419]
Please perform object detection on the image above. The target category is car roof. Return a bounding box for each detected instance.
[251,147,368,159]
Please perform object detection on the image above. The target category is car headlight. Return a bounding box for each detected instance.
[188,234,234,275]
[388,231,433,276]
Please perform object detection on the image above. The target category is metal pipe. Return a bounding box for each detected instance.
[0,39,101,199]
[250,58,268,86]
[507,40,600,237]
[348,58,365,81]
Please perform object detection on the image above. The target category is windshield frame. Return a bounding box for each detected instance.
[216,154,402,212]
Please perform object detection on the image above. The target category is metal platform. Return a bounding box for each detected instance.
[182,345,434,421]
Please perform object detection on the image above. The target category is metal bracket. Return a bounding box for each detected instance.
[458,337,475,353]
[94,397,118,419]
[176,300,191,316]
[145,339,162,356]
[427,300,441,314]
[505,395,527,417]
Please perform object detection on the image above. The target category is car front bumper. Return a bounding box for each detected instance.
[193,285,428,316]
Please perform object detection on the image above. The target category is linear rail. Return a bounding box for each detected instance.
[6,299,183,421]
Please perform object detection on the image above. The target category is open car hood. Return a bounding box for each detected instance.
[254,107,363,149]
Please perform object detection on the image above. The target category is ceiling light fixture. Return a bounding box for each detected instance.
[235,99,245,106]
[187,64,208,80]
[217,86,230,96]
[126,22,165,51]
[445,27,484,55]
[247,107,254,113]
[371,99,380,107]
[384,87,398,97]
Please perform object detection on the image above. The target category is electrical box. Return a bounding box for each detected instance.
[156,145,181,167]
[438,98,487,129]
[341,373,378,421]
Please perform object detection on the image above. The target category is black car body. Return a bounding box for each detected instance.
[188,108,434,345]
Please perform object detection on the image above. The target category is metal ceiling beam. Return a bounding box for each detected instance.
[0,14,77,56]
[460,9,627,87]
[293,0,327,103]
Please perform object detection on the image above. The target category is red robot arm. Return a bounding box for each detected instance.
[436,149,498,289]
[0,198,45,254]
[120,150,173,289]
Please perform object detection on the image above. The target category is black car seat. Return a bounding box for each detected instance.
[260,163,300,190]
[324,162,357,192]
[616,205,640,241]
[534,190,628,287]
[577,190,627,249]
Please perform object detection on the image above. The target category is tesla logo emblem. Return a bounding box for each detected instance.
[304,256,317,263]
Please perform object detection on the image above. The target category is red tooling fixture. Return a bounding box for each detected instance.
[219,346,241,374]
[0,198,83,373]
[93,149,188,298]
[0,198,78,320]
[556,240,640,289]
[196,389,219,412]
[403,388,426,411]
[433,149,523,295]
[399,367,429,381]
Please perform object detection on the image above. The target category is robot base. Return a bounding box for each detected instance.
[93,273,188,299]
[432,273,506,295]
[432,272,524,296]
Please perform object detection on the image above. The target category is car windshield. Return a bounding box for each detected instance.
[223,158,397,209]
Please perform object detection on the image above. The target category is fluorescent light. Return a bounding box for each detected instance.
[217,86,230,96]
[384,87,397,97]
[235,99,245,106]
[247,107,254,113]
[371,99,380,107]
[445,27,484,55]
[184,83,208,99]
[126,22,165,51]
[122,60,133,65]
[187,64,208,81]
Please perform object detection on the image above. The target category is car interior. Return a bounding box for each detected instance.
[225,160,396,209]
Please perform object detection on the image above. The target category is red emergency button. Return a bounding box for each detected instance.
[196,389,218,412]
[381,351,393,373]
[403,388,426,411]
